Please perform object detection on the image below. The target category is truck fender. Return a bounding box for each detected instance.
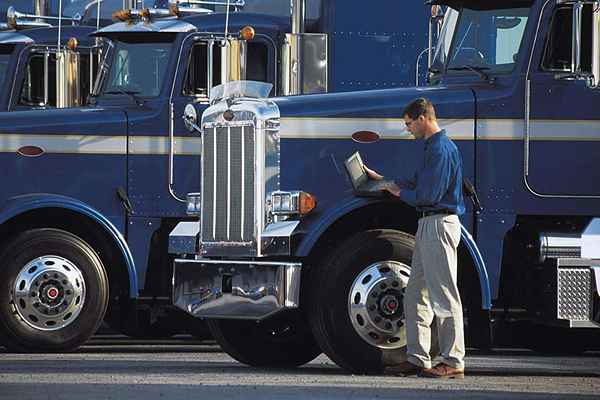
[294,196,491,310]
[0,193,138,297]
[460,225,492,310]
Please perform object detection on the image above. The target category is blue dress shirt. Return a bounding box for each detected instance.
[397,129,465,215]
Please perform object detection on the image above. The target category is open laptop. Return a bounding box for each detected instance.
[344,151,394,197]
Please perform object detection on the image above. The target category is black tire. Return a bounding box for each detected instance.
[207,310,321,367]
[307,229,414,374]
[0,229,109,352]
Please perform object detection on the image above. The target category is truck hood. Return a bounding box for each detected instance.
[0,107,126,136]
[273,85,475,120]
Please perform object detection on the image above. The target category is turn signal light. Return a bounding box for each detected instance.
[66,37,78,51]
[298,191,317,215]
[169,4,181,17]
[239,26,255,41]
[112,9,132,22]
[139,8,151,20]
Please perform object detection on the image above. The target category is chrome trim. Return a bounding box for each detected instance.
[95,20,197,35]
[241,125,245,240]
[227,126,231,240]
[592,266,600,297]
[572,2,583,73]
[213,125,217,239]
[168,101,186,203]
[172,258,301,320]
[291,0,306,34]
[44,52,49,106]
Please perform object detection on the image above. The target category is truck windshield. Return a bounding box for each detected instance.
[102,39,172,98]
[432,5,531,76]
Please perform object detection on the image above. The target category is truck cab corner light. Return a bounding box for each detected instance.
[299,191,316,215]
[66,38,78,51]
[240,26,255,41]
[112,9,132,22]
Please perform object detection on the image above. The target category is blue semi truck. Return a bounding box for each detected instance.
[0,0,430,351]
[172,0,600,373]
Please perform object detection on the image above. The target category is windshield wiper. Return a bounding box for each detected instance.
[104,89,144,106]
[447,65,492,82]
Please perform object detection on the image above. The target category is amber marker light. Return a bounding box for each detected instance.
[239,26,255,41]
[66,37,78,51]
[299,191,317,215]
[139,8,151,20]
[169,3,181,17]
[112,9,132,22]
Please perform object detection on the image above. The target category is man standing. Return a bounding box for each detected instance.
[366,98,466,379]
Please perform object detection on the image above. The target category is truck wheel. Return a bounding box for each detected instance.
[307,229,414,374]
[0,229,109,352]
[207,310,321,367]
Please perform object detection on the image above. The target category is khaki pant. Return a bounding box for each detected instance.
[404,214,465,369]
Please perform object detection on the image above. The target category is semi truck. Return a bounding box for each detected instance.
[172,0,600,373]
[0,0,430,352]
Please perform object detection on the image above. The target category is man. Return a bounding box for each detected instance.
[366,98,466,379]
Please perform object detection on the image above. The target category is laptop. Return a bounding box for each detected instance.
[344,151,394,197]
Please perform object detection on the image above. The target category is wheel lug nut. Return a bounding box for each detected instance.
[43,274,49,279]
[62,280,67,285]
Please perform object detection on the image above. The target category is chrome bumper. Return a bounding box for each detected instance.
[172,258,302,320]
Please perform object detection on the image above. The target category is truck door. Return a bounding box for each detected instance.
[526,2,600,196]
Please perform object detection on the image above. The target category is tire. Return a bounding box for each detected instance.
[207,310,321,367]
[307,229,414,374]
[0,229,109,352]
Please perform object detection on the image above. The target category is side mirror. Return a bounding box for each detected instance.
[183,103,200,133]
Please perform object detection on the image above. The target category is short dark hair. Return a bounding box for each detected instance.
[402,98,436,120]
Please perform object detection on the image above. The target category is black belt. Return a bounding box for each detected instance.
[419,209,455,219]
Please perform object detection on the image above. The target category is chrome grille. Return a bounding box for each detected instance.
[202,124,255,244]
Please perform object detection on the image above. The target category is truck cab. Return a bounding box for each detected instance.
[172,0,600,373]
[0,0,431,352]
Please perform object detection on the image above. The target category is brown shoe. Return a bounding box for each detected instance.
[385,361,423,376]
[420,363,465,379]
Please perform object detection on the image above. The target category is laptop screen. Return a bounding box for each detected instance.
[345,152,368,189]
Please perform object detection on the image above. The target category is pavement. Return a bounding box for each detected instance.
[0,336,599,399]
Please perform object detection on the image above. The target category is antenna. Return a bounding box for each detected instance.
[57,0,63,49]
[224,0,231,38]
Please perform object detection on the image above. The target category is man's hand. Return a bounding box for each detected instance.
[383,182,401,197]
[364,165,384,180]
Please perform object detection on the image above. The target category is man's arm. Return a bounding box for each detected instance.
[399,146,451,207]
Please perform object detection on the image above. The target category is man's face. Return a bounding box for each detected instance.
[403,115,425,139]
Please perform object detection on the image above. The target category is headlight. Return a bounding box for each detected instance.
[269,191,317,217]
[186,192,202,216]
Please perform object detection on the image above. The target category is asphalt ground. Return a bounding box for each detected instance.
[0,336,599,400]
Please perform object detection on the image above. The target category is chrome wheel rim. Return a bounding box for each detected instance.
[348,261,411,349]
[11,255,86,331]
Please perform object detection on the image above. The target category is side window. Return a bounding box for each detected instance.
[19,53,57,107]
[183,41,222,98]
[542,5,594,73]
[247,42,268,83]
